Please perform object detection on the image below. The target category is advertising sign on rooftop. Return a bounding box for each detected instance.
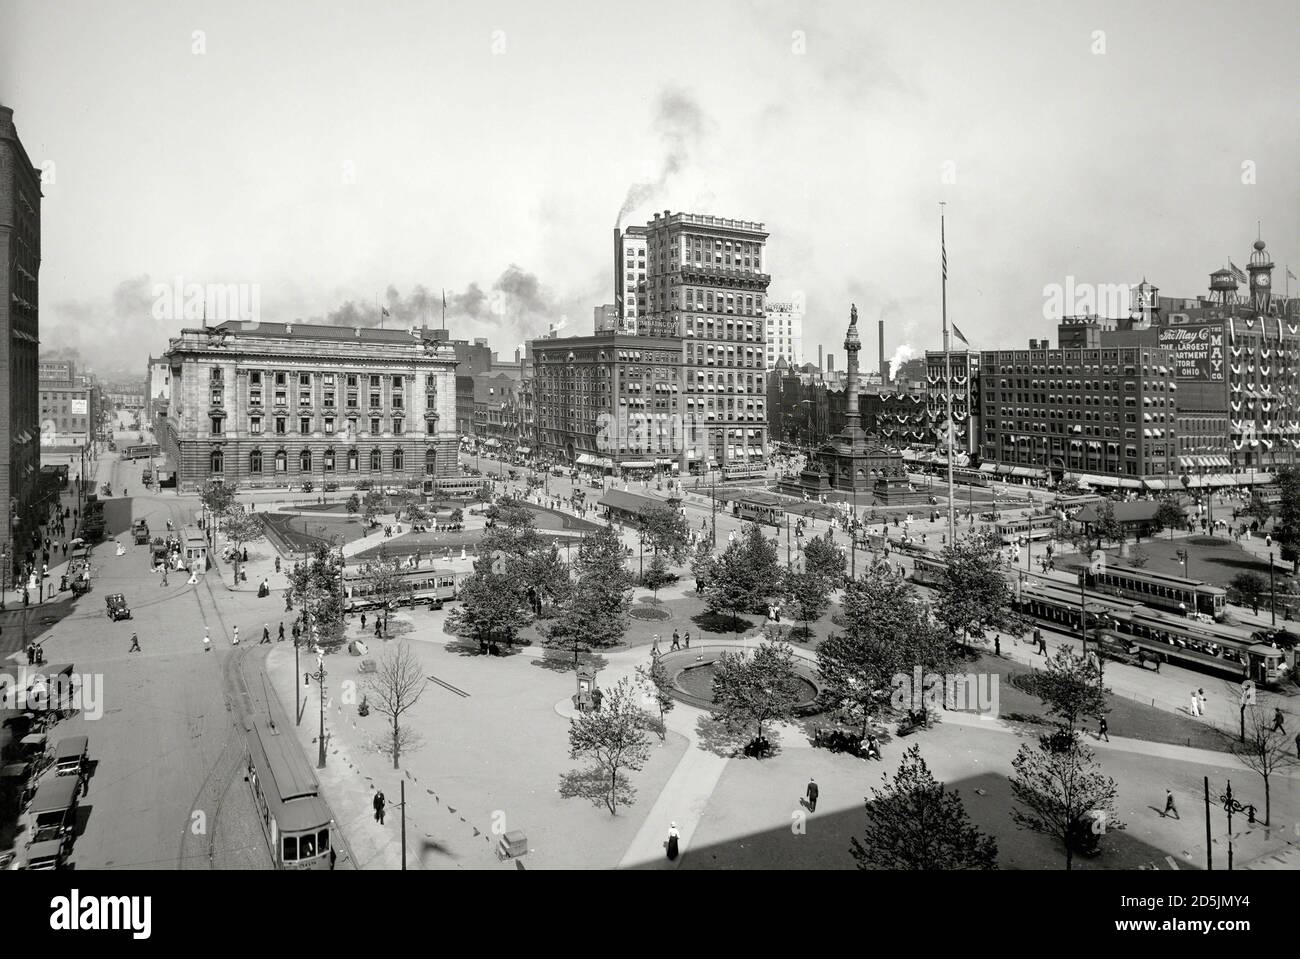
[1156,323,1224,382]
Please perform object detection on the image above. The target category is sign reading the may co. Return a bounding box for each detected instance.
[1156,324,1224,383]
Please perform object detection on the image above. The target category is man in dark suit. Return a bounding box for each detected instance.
[806,778,819,812]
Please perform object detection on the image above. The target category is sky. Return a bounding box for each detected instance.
[1,0,1297,378]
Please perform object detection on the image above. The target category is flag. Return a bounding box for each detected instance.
[381,306,390,317]
[952,323,969,346]
[1288,267,1297,281]
[1229,261,1247,284]
[442,288,447,309]
[941,239,947,280]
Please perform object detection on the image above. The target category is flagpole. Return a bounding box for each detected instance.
[942,204,955,545]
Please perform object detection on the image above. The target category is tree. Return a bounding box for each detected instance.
[638,505,691,564]
[850,744,998,870]
[710,640,802,746]
[366,642,429,768]
[642,552,673,598]
[802,534,847,585]
[200,479,236,518]
[1275,465,1300,567]
[358,548,415,636]
[784,569,830,640]
[221,508,264,582]
[561,677,652,815]
[346,493,360,516]
[690,539,715,592]
[819,563,950,736]
[1153,499,1184,541]
[361,490,385,526]
[288,544,347,649]
[1231,572,1268,614]
[1127,545,1149,568]
[933,528,1024,653]
[1244,491,1273,531]
[404,500,431,527]
[703,525,783,630]
[1230,705,1297,826]
[1010,733,1121,870]
[545,525,634,665]
[635,656,675,741]
[1033,646,1107,735]
[1092,500,1124,549]
[447,552,531,654]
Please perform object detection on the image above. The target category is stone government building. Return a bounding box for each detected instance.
[159,321,459,492]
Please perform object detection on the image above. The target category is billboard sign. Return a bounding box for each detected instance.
[70,399,88,415]
[1156,323,1224,382]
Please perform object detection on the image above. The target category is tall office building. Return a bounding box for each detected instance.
[0,104,42,565]
[764,301,804,369]
[593,303,618,334]
[613,227,648,333]
[633,210,772,467]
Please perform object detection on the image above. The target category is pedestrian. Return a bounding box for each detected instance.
[361,612,367,630]
[806,777,819,812]
[671,630,681,650]
[1198,688,1208,715]
[203,626,211,652]
[129,632,141,653]
[666,822,680,861]
[1189,691,1201,717]
[1294,731,1300,757]
[161,568,168,587]
[1163,790,1180,820]
[232,625,240,646]
[278,622,285,642]
[1098,716,1109,742]
[652,634,660,657]
[374,790,386,824]
[1272,707,1286,733]
[994,634,1001,656]
[684,631,690,650]
[261,624,271,645]
[292,622,300,645]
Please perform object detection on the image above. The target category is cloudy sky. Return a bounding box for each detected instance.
[1,0,1296,376]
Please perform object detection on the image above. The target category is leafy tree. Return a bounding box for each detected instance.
[784,569,830,640]
[449,508,463,523]
[545,525,634,665]
[802,534,847,585]
[933,528,1024,653]
[1275,465,1300,567]
[561,677,652,815]
[1231,572,1268,614]
[1153,499,1184,541]
[851,744,998,870]
[710,640,802,746]
[221,508,264,580]
[1092,500,1124,549]
[361,490,385,526]
[638,505,691,564]
[366,642,429,768]
[346,493,360,516]
[1230,704,1298,826]
[703,525,783,628]
[288,544,347,649]
[635,656,675,741]
[1010,732,1121,870]
[690,539,715,592]
[404,500,431,527]
[1127,545,1149,568]
[358,548,415,636]
[642,552,674,598]
[447,552,531,654]
[1244,491,1273,531]
[1033,646,1107,735]
[819,562,950,736]
[200,480,236,518]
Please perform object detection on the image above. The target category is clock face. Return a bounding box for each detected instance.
[1257,274,1271,287]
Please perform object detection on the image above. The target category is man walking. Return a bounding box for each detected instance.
[684,631,690,650]
[129,632,141,653]
[373,789,386,825]
[1163,790,1180,820]
[805,778,819,813]
[278,622,285,642]
[203,626,211,653]
[1189,691,1201,717]
[231,625,240,646]
[1097,716,1109,742]
[261,624,271,645]
[1272,707,1286,733]
[670,630,681,651]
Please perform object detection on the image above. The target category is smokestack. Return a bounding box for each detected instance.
[878,319,885,381]
[818,344,824,371]
[827,354,834,372]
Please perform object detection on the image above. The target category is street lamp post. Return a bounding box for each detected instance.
[304,648,328,768]
[1269,549,1276,626]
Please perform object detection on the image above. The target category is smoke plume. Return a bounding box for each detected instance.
[615,87,710,229]
[889,344,916,379]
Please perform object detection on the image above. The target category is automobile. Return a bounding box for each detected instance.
[300,481,315,493]
[323,481,339,492]
[105,593,131,621]
[355,480,373,491]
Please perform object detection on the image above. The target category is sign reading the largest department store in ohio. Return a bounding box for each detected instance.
[1156,323,1224,382]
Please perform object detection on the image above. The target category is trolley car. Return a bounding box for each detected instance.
[994,514,1056,545]
[910,554,949,589]
[245,717,334,870]
[1084,565,1226,621]
[342,565,466,612]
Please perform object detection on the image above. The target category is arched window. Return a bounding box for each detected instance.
[275,449,287,473]
[323,448,335,472]
[425,448,436,475]
[250,449,263,473]
[347,448,358,471]
[393,448,404,471]
[370,448,381,471]
[300,449,312,472]
[210,450,224,473]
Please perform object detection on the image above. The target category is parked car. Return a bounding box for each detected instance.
[300,481,315,493]
[323,481,339,492]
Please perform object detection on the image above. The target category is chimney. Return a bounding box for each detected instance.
[514,348,521,363]
[827,354,834,372]
[878,319,885,381]
[818,344,824,371]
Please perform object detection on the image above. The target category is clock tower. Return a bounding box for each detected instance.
[1247,238,1274,315]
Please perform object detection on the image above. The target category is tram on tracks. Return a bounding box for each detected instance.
[1083,565,1227,621]
[1014,578,1282,682]
[245,716,335,869]
[911,554,948,589]
[341,565,466,612]
[994,514,1056,545]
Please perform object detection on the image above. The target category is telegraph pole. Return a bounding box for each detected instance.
[941,204,955,544]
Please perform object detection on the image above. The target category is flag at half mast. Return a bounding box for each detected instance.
[1229,261,1247,284]
[952,323,969,346]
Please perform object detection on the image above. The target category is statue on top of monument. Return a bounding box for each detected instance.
[850,303,858,327]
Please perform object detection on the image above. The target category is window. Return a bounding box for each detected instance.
[347,392,358,409]
[274,389,287,406]
[211,388,223,405]
[323,391,335,408]
[250,449,263,473]
[370,375,380,388]
[210,416,224,435]
[275,417,287,435]
[275,372,286,386]
[323,449,335,472]
[282,836,297,863]
[347,374,358,388]
[370,391,381,407]
[347,448,358,471]
[275,449,287,472]
[300,449,312,472]
[211,368,223,382]
[210,450,224,473]
[393,448,404,471]
[324,416,335,435]
[300,417,312,434]
[370,448,381,471]
[393,418,403,436]
[371,417,381,434]
[299,373,311,387]
[425,448,437,475]
[250,416,262,435]
[250,371,262,386]
[392,375,403,390]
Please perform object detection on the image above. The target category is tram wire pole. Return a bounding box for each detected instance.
[1204,776,1213,871]
[401,779,407,871]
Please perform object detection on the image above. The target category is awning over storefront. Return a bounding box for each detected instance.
[1143,478,1170,490]
[483,438,501,447]
[577,453,616,468]
[620,460,655,470]
[995,464,1014,475]
[1010,466,1044,478]
[979,463,998,474]
[655,458,675,466]
[515,445,531,454]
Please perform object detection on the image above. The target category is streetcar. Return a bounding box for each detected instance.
[120,443,160,461]
[245,716,334,870]
[994,514,1056,545]
[911,554,949,589]
[718,464,767,482]
[732,493,788,527]
[951,468,990,488]
[341,565,466,612]
[1084,565,1226,621]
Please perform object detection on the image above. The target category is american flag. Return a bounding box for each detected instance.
[952,323,969,346]
[941,237,947,280]
[1229,261,1247,284]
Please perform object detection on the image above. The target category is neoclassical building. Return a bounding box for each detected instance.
[160,321,459,492]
